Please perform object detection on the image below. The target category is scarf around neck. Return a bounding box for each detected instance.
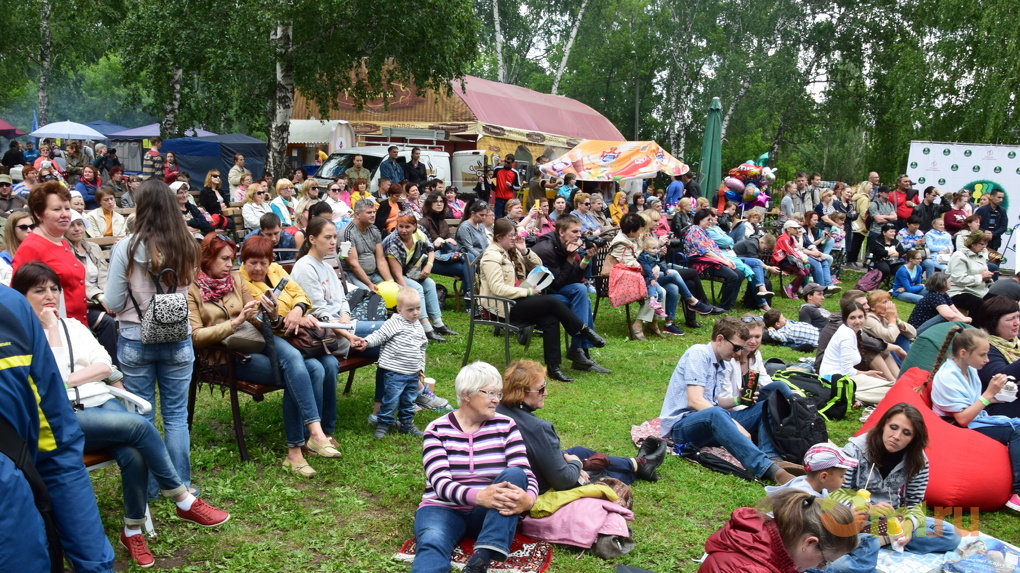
[988,334,1020,364]
[196,270,235,302]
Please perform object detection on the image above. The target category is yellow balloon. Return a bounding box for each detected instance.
[377,280,400,309]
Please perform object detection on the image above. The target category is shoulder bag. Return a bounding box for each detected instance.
[608,245,646,307]
[211,301,265,353]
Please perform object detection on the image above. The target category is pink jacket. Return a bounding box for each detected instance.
[519,497,633,548]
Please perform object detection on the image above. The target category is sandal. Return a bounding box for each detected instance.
[645,323,667,339]
[306,438,342,458]
[629,327,647,341]
[283,458,316,478]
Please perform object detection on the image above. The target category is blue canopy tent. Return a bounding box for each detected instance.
[161,133,266,184]
[83,120,129,139]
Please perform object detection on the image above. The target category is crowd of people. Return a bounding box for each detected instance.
[3,137,1020,573]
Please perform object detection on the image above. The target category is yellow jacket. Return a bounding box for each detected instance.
[609,192,628,226]
[239,262,311,335]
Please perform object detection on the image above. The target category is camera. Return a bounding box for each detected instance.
[583,236,607,250]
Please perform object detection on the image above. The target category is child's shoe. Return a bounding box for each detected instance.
[1006,494,1020,512]
[399,421,425,437]
[374,423,390,439]
[415,389,450,410]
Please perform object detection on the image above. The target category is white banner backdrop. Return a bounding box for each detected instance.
[906,140,1020,268]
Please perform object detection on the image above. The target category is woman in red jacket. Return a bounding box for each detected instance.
[12,181,88,326]
[773,219,812,299]
[700,490,858,572]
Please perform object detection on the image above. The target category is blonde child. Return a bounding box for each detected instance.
[355,287,429,439]
[638,235,667,318]
[829,211,847,279]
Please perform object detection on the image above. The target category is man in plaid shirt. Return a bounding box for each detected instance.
[762,309,819,348]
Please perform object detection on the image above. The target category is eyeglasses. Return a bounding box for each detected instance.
[740,316,764,323]
[15,224,35,231]
[524,385,547,395]
[211,174,221,178]
[256,191,267,195]
[328,187,341,192]
[478,389,503,400]
[725,339,746,353]
[582,202,590,206]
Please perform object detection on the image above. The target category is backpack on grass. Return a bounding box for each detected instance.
[771,369,856,421]
[855,268,883,291]
[765,391,829,463]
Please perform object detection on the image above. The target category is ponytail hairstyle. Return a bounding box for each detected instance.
[768,490,859,563]
[297,216,335,259]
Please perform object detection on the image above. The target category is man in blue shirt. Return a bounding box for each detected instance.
[22,141,40,164]
[245,213,297,262]
[379,146,404,188]
[659,316,797,484]
[664,174,684,208]
[0,285,115,572]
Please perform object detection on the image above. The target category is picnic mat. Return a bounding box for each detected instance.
[877,533,1020,573]
[631,417,748,470]
[396,532,554,572]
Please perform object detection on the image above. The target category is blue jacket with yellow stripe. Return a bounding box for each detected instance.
[0,285,114,572]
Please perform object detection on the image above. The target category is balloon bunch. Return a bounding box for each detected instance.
[719,152,774,211]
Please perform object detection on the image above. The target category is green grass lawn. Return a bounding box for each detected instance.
[89,274,1020,571]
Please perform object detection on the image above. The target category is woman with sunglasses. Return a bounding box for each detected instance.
[198,170,233,231]
[569,193,601,236]
[295,180,322,215]
[497,360,666,491]
[421,192,471,297]
[324,182,352,221]
[0,209,33,264]
[242,183,273,233]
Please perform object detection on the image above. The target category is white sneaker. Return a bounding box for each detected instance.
[415,390,449,410]
[859,407,875,423]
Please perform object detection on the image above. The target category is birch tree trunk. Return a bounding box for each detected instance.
[161,66,183,137]
[551,0,588,95]
[720,77,750,141]
[37,0,52,126]
[492,0,506,83]
[267,23,294,182]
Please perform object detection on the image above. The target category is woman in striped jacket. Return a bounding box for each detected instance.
[412,362,539,573]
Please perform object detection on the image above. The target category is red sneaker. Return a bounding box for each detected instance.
[176,498,231,527]
[120,532,155,568]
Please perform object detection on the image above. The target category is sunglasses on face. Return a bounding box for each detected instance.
[15,224,35,231]
[740,316,764,323]
[211,174,221,178]
[524,385,548,395]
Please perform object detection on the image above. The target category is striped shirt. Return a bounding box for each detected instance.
[419,413,538,511]
[362,313,427,374]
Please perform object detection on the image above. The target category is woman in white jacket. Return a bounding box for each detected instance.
[241,183,273,232]
[819,302,894,405]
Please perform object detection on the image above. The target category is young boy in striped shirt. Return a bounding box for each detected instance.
[356,287,429,438]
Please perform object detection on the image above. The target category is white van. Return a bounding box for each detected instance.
[314,146,450,194]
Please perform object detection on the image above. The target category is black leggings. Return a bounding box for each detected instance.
[951,293,984,316]
[508,295,584,367]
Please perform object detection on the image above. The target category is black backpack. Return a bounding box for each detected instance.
[765,390,829,463]
[772,369,855,421]
[679,444,758,482]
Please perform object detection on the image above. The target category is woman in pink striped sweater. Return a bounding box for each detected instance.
[412,362,539,573]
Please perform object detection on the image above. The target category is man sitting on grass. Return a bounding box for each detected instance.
[763,309,819,349]
[659,317,800,485]
[798,283,832,330]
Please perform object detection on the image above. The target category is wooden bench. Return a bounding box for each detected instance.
[188,346,377,462]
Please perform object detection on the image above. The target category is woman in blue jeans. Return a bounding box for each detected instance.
[105,179,203,497]
[11,262,231,568]
[190,233,343,478]
[413,362,538,573]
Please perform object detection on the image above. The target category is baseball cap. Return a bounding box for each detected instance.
[782,219,802,230]
[801,283,826,299]
[803,443,858,472]
[0,174,12,185]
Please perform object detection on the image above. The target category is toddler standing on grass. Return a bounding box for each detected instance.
[355,287,430,439]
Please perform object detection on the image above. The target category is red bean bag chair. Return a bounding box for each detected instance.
[854,367,1012,511]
